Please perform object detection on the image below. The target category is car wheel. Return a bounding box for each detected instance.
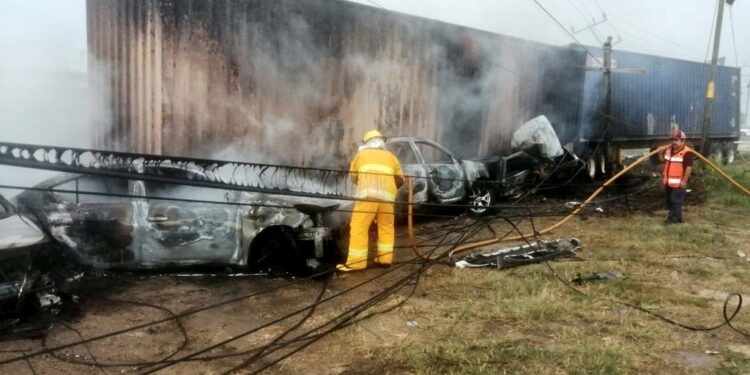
[468,181,493,216]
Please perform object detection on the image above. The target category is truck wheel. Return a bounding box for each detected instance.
[722,143,737,165]
[709,143,723,163]
[586,153,604,180]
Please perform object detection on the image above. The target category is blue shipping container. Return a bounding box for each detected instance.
[578,48,741,144]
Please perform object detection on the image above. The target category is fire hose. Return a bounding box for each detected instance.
[422,145,750,257]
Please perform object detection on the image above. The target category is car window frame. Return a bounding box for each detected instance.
[386,140,421,165]
[414,140,459,165]
[0,194,14,219]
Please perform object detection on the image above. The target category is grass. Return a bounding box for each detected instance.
[324,156,750,374]
[694,154,750,208]
[718,349,750,374]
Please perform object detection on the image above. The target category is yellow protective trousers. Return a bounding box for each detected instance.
[345,200,395,269]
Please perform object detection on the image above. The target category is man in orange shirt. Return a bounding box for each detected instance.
[337,130,404,272]
[660,130,693,224]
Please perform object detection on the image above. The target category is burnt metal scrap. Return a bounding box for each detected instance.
[454,238,582,269]
[0,142,353,199]
[0,195,80,338]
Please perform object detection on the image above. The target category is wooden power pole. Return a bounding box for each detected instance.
[700,0,730,151]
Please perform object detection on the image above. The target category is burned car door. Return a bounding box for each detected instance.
[413,140,466,203]
[20,175,138,268]
[385,139,429,204]
[137,179,242,268]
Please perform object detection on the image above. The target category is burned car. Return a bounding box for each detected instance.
[0,193,69,337]
[383,117,585,214]
[508,115,588,193]
[14,165,347,274]
[385,137,496,215]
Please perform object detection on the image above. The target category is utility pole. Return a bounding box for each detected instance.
[602,36,614,176]
[745,81,750,128]
[700,0,729,151]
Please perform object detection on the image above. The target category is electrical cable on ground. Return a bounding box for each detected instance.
[495,207,749,340]
[450,146,669,255]
[42,298,189,369]
[222,216,494,374]
[139,207,496,373]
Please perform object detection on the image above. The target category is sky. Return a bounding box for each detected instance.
[0,0,748,194]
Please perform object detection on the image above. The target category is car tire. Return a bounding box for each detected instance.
[468,180,494,216]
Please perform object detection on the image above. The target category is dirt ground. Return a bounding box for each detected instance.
[1,162,750,374]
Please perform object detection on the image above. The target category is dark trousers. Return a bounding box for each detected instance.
[665,187,686,223]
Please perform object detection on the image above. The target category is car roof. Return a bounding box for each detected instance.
[29,163,208,189]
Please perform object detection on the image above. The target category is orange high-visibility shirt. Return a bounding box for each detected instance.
[349,148,404,202]
[662,147,691,188]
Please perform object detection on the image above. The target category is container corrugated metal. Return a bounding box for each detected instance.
[579,48,742,143]
[87,0,585,166]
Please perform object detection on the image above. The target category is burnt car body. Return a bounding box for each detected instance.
[0,193,68,337]
[14,166,347,273]
[384,137,495,214]
[508,115,588,193]
[384,117,585,213]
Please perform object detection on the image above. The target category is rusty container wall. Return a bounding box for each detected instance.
[88,0,163,154]
[87,0,585,166]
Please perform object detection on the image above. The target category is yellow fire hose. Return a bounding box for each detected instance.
[406,176,433,260]
[403,145,750,259]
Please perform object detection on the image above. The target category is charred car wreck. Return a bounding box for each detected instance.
[385,137,495,215]
[14,166,348,276]
[385,116,586,215]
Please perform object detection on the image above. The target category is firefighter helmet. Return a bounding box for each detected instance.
[362,129,385,143]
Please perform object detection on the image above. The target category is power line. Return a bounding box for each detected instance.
[606,14,704,56]
[531,0,601,65]
[706,0,720,63]
[585,0,621,41]
[608,20,693,60]
[566,0,591,23]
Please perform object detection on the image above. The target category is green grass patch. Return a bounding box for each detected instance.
[387,337,632,375]
[717,349,750,375]
[694,161,750,207]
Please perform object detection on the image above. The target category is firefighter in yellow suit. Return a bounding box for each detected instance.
[337,130,404,272]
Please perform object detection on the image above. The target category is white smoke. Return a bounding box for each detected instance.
[0,0,91,198]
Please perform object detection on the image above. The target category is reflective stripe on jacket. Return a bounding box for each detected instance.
[662,147,689,188]
[349,148,403,202]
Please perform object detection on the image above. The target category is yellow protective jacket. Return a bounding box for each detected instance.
[349,148,404,202]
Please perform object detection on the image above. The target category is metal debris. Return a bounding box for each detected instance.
[571,271,625,284]
[454,238,582,269]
